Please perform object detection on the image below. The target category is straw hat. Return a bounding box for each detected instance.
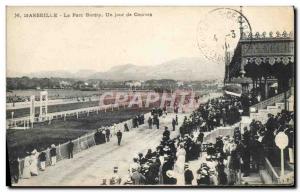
[51,144,55,148]
[31,149,37,154]
[166,170,175,178]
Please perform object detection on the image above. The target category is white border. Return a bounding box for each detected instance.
[1,0,299,192]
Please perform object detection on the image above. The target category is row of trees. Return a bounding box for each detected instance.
[7,77,219,91]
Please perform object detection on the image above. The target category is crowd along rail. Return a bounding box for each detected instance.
[16,112,151,180]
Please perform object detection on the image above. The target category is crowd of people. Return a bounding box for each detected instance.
[9,93,295,186]
[179,96,243,136]
[104,96,246,186]
[106,94,295,186]
[249,110,294,166]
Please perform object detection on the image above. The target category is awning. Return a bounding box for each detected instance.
[223,84,242,97]
[224,90,242,97]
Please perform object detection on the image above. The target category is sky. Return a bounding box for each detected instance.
[6,6,294,76]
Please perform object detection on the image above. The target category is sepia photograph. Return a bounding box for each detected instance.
[6,6,295,187]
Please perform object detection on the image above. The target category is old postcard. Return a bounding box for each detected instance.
[6,6,295,187]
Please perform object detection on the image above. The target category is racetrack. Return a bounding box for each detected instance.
[15,113,186,186]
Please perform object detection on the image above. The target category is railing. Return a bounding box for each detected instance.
[264,157,280,184]
[6,96,100,110]
[6,101,131,129]
[249,89,291,112]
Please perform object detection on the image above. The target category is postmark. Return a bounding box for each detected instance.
[197,7,252,63]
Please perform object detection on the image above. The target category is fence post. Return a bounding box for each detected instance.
[78,137,81,152]
[91,132,96,146]
[86,134,89,148]
[18,158,22,179]
[58,144,61,160]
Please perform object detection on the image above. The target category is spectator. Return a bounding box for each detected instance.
[9,155,19,184]
[30,149,39,176]
[109,167,121,185]
[50,144,57,166]
[22,152,31,179]
[116,130,122,146]
[184,163,194,185]
[124,123,129,132]
[67,140,74,159]
[38,151,47,171]
[148,117,153,129]
[105,128,111,142]
[172,118,176,131]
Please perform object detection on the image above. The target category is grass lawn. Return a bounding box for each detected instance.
[7,107,150,159]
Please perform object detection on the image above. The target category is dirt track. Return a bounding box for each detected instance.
[15,113,186,186]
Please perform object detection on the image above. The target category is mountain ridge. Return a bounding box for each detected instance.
[9,57,224,81]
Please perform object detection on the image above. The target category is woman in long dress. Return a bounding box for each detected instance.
[30,149,39,176]
[22,154,31,179]
[174,144,186,185]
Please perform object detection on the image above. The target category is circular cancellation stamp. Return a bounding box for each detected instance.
[196,7,253,63]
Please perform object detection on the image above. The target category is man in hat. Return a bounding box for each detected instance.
[156,116,160,129]
[145,149,153,160]
[116,130,122,146]
[105,128,111,142]
[147,157,160,184]
[215,136,224,154]
[265,113,277,133]
[216,158,227,185]
[124,123,129,132]
[197,169,210,185]
[50,144,57,166]
[250,135,263,172]
[184,163,194,185]
[163,127,170,140]
[110,166,121,185]
[94,129,100,145]
[162,155,174,184]
[172,118,176,131]
[242,127,250,147]
[207,143,215,157]
[38,150,47,171]
[67,139,74,159]
[197,132,204,144]
[148,117,153,129]
[110,166,122,185]
[138,153,147,165]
